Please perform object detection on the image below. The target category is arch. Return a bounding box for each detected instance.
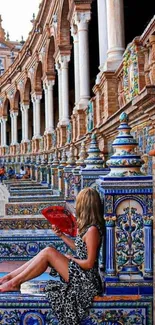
[2,98,10,116]
[13,90,20,111]
[23,78,32,103]
[34,61,43,93]
[114,196,145,214]
[58,0,70,46]
[45,36,55,75]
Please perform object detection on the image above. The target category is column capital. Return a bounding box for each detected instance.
[10,111,18,118]
[20,103,29,111]
[20,103,24,112]
[1,116,7,122]
[70,24,78,39]
[43,82,48,92]
[31,93,42,102]
[73,11,91,30]
[59,55,70,69]
[47,79,55,89]
[55,61,61,72]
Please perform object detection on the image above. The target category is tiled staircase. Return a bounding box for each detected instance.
[0,180,153,325]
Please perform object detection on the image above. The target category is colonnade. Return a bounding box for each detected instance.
[0,0,125,148]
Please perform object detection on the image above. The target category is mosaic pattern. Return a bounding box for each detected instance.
[0,295,152,325]
[5,201,65,215]
[0,232,72,260]
[123,42,139,103]
[116,205,144,272]
[0,218,51,230]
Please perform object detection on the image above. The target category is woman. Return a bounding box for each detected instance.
[23,165,30,179]
[0,188,104,325]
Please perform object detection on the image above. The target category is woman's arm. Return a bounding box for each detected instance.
[52,226,76,251]
[66,226,100,270]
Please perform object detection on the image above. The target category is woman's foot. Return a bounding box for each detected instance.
[0,280,20,292]
[0,274,11,285]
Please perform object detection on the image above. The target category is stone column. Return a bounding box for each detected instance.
[60,55,70,125]
[56,62,62,124]
[13,112,18,144]
[10,112,14,145]
[47,80,55,133]
[74,12,91,107]
[97,0,108,69]
[35,95,42,138]
[105,0,125,70]
[20,104,25,142]
[0,119,3,146]
[2,117,7,146]
[23,105,29,141]
[43,83,48,134]
[31,96,36,138]
[71,24,80,106]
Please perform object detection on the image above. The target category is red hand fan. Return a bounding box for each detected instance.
[41,206,77,237]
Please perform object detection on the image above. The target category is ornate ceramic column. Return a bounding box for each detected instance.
[55,62,62,124]
[47,80,55,133]
[105,0,125,70]
[74,12,91,107]
[71,24,80,107]
[144,217,153,278]
[105,217,116,275]
[97,0,108,69]
[59,55,70,125]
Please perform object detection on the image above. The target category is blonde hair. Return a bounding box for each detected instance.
[76,187,104,235]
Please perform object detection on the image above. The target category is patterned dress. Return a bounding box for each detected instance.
[45,225,103,325]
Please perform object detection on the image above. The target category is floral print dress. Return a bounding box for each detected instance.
[44,224,103,325]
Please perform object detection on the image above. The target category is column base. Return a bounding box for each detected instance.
[10,144,19,155]
[32,135,42,140]
[76,109,86,140]
[1,146,9,156]
[59,118,69,126]
[59,125,67,146]
[104,57,124,71]
[46,133,52,150]
[77,97,90,109]
[45,128,54,134]
[32,138,40,153]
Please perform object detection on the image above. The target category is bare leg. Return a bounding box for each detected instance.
[0,247,69,292]
[0,257,37,285]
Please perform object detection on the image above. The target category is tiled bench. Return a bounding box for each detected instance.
[0,291,152,325]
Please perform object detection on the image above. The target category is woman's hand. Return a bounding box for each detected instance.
[65,254,73,260]
[51,225,63,237]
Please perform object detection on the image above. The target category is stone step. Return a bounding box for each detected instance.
[5,180,41,188]
[10,184,49,190]
[5,200,65,215]
[10,189,53,196]
[0,289,151,324]
[9,194,59,203]
[0,229,71,261]
[0,215,51,230]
